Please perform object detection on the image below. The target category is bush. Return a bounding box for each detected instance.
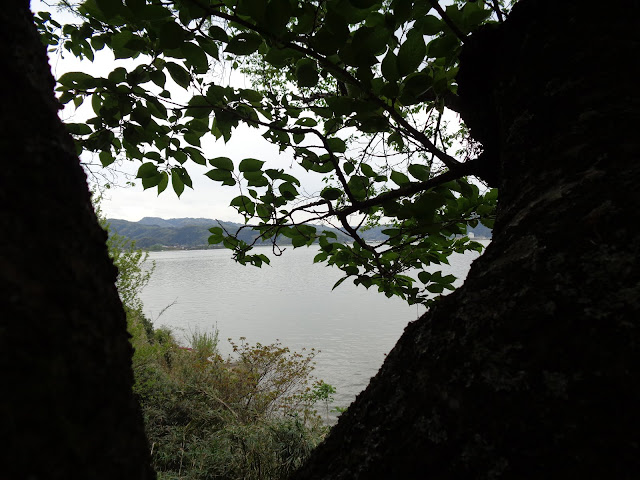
[132,326,328,480]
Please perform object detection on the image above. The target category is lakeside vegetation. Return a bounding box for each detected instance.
[129,317,329,479]
[100,205,331,479]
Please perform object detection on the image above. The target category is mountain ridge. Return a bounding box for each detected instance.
[106,217,491,250]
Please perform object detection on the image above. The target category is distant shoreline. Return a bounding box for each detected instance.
[144,237,492,253]
[107,216,492,252]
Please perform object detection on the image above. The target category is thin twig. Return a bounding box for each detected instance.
[428,0,467,42]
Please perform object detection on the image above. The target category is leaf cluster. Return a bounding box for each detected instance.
[39,0,504,305]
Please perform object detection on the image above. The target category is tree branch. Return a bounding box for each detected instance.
[488,0,505,22]
[185,0,464,169]
[428,0,467,42]
[335,159,480,217]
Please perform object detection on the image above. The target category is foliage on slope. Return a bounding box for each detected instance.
[129,321,328,479]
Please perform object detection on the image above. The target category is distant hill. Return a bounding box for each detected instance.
[468,223,492,239]
[106,217,491,249]
[107,218,258,249]
[137,217,220,228]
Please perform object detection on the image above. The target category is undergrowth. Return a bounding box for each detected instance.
[128,312,328,480]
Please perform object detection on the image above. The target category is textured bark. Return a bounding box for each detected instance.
[292,1,640,478]
[0,2,154,478]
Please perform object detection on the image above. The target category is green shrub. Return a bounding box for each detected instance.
[131,325,328,479]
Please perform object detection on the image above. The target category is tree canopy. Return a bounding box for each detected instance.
[36,0,508,305]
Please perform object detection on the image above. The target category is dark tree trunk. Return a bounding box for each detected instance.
[0,2,154,478]
[292,1,640,478]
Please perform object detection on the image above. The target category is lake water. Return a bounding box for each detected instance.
[140,242,487,419]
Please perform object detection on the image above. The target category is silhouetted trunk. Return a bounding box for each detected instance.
[292,1,640,478]
[0,2,154,478]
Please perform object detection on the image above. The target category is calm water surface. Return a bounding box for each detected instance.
[140,242,487,416]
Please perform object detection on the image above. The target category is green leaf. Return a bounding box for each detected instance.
[208,226,224,244]
[99,150,115,167]
[360,163,376,177]
[137,4,172,21]
[208,25,228,42]
[159,20,186,50]
[58,71,99,88]
[351,25,390,59]
[484,188,499,203]
[171,169,184,197]
[238,158,265,172]
[66,123,92,135]
[349,0,380,7]
[205,168,233,181]
[229,195,255,212]
[391,0,412,23]
[462,1,492,30]
[149,69,166,88]
[141,173,162,189]
[108,67,127,83]
[240,89,263,103]
[124,0,144,12]
[185,95,213,118]
[147,98,167,120]
[400,72,433,102]
[265,0,294,34]
[165,62,190,89]
[256,204,273,221]
[314,251,329,263]
[295,117,317,127]
[408,163,431,181]
[183,146,206,165]
[332,276,348,290]
[344,162,355,175]
[243,170,269,187]
[136,162,158,178]
[415,15,443,36]
[295,58,319,88]
[291,235,307,247]
[326,137,346,153]
[441,274,456,284]
[157,171,169,194]
[181,42,209,73]
[390,170,410,186]
[418,271,431,283]
[321,187,342,200]
[347,175,368,200]
[225,32,262,56]
[177,167,192,188]
[427,34,460,59]
[397,30,426,77]
[196,36,219,60]
[325,96,356,116]
[381,50,400,82]
[279,182,299,200]
[95,0,123,19]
